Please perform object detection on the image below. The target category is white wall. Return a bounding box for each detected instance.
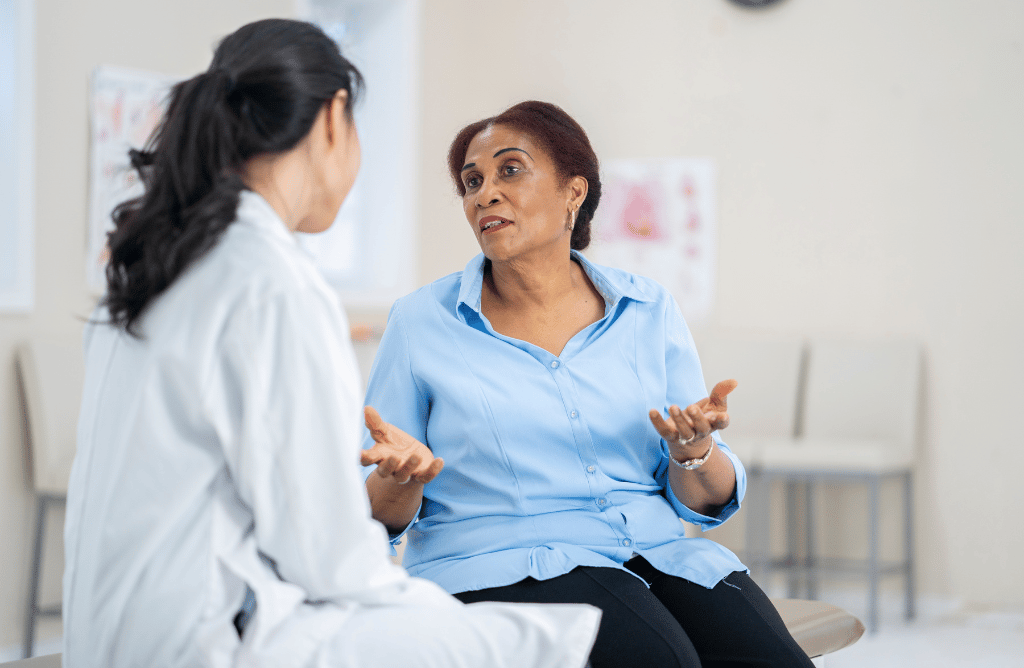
[1,0,1022,652]
[0,0,295,651]
[413,0,1024,607]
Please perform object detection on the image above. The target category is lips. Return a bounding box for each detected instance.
[479,215,514,233]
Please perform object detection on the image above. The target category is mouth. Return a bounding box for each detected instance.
[479,215,514,234]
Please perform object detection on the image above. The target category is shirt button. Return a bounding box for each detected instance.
[587,465,596,473]
[570,410,578,419]
[623,539,632,547]
[550,360,560,369]
[597,498,607,505]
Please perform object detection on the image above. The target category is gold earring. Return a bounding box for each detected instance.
[568,208,578,232]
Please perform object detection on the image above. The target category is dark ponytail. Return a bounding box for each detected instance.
[104,19,363,337]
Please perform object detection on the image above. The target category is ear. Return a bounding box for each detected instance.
[567,175,588,211]
[326,90,350,145]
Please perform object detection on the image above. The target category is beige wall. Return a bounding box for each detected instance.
[1,0,1022,652]
[414,0,1024,607]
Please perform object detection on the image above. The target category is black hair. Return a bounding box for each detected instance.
[447,101,601,251]
[103,18,363,337]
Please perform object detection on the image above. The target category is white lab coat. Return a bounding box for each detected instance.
[63,191,600,668]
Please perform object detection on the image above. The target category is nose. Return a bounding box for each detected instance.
[475,177,501,208]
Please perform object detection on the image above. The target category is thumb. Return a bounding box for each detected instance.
[709,379,738,410]
[364,405,387,440]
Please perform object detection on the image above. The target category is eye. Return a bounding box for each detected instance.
[502,164,520,177]
[464,174,481,190]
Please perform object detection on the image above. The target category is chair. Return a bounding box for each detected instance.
[15,339,85,658]
[746,340,920,633]
[694,336,805,571]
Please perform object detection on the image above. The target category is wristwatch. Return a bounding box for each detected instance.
[670,439,716,471]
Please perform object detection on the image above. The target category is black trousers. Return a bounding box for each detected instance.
[455,557,814,668]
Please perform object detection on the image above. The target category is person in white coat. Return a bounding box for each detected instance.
[62,18,600,668]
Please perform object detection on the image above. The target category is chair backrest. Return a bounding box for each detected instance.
[695,337,805,438]
[801,339,921,445]
[15,338,85,496]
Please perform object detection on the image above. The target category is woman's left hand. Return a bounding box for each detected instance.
[649,379,738,459]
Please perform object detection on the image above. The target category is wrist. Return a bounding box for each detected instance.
[669,437,715,471]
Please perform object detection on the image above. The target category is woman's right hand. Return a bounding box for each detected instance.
[360,406,444,485]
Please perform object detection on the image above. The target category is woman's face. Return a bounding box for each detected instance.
[302,93,361,234]
[460,124,582,263]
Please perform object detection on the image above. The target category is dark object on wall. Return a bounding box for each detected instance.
[728,0,786,8]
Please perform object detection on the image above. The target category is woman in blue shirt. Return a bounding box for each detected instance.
[361,101,813,668]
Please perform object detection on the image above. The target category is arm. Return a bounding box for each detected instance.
[362,406,442,532]
[650,381,737,516]
[359,304,441,534]
[648,295,745,521]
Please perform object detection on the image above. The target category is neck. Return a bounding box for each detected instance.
[486,245,581,311]
[243,152,312,232]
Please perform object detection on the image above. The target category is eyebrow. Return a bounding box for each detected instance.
[461,147,533,172]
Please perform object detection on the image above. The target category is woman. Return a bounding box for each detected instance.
[361,101,814,668]
[63,23,599,668]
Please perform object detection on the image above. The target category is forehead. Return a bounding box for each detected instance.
[464,124,543,163]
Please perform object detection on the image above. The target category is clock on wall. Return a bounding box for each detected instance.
[727,0,785,7]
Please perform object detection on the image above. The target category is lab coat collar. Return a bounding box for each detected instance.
[235,189,300,247]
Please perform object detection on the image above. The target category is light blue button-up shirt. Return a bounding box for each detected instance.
[361,251,747,594]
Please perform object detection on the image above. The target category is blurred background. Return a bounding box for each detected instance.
[1,0,1022,663]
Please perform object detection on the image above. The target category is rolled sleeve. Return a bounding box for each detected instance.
[661,435,746,530]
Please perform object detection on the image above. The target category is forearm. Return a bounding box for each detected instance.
[365,473,424,533]
[666,436,737,517]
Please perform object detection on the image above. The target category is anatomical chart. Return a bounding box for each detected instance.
[588,158,716,324]
[88,66,178,292]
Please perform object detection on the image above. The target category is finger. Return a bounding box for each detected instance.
[704,410,730,431]
[392,453,423,482]
[648,409,678,441]
[687,404,711,437]
[413,457,445,484]
[708,379,738,410]
[671,404,696,435]
[364,405,388,440]
[360,446,385,467]
[375,454,401,479]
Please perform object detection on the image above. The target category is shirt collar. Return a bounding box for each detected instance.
[457,249,653,322]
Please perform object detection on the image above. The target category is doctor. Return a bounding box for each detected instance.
[62,18,599,668]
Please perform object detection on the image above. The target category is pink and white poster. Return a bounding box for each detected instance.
[589,158,716,324]
[88,66,178,292]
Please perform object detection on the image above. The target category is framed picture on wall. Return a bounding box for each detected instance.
[0,0,34,312]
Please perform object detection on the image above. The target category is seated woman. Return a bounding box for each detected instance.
[361,101,815,668]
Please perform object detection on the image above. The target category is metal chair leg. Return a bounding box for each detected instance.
[904,471,915,621]
[867,476,880,634]
[23,494,47,659]
[805,480,818,600]
[786,480,800,598]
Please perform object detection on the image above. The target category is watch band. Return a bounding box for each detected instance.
[670,439,716,471]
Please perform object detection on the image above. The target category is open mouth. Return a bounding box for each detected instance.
[479,216,514,234]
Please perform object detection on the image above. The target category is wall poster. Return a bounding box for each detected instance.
[588,158,717,325]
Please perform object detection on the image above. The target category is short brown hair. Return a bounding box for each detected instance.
[447,101,601,251]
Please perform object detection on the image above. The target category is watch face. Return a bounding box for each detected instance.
[728,0,785,7]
